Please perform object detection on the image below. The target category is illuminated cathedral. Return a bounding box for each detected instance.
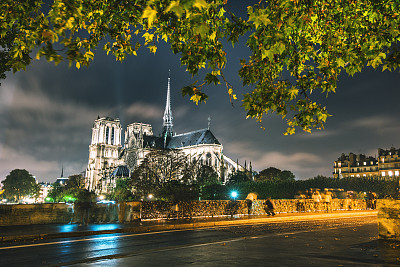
[85,75,244,193]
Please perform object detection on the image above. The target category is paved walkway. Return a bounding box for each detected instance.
[0,210,377,242]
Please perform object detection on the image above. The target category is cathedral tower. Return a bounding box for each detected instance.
[85,117,122,192]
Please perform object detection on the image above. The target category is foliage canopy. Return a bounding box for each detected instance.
[256,167,295,181]
[1,0,400,133]
[2,169,40,201]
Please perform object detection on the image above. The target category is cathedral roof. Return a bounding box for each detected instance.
[142,129,221,149]
[111,165,130,177]
[167,129,221,149]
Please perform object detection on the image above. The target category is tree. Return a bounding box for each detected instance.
[226,171,251,185]
[65,174,85,190]
[47,182,65,202]
[280,170,295,181]
[131,164,161,200]
[256,167,282,181]
[135,149,190,183]
[1,169,40,201]
[158,180,199,202]
[256,167,296,181]
[2,1,400,133]
[196,165,219,185]
[109,177,135,201]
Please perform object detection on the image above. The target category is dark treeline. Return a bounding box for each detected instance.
[202,176,400,200]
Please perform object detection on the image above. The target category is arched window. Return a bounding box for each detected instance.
[111,127,115,145]
[105,126,109,144]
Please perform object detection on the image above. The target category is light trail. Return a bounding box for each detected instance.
[0,214,376,251]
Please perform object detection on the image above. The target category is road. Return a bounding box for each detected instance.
[0,215,398,266]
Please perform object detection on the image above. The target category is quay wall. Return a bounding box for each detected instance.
[0,199,367,226]
[378,199,400,241]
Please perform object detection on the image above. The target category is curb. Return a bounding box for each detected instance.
[1,210,377,243]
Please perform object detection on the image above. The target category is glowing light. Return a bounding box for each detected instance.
[231,191,238,199]
[148,194,153,200]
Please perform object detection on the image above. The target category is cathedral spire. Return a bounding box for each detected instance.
[163,70,173,138]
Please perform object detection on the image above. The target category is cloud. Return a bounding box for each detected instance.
[0,145,59,181]
[124,102,163,119]
[297,129,338,139]
[173,105,190,119]
[222,140,326,179]
[350,115,398,129]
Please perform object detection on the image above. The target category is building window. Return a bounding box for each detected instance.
[382,172,386,176]
[111,127,115,145]
[363,174,366,177]
[363,162,366,166]
[389,171,393,176]
[338,162,341,167]
[395,171,399,176]
[351,175,354,177]
[105,127,109,144]
[356,174,360,177]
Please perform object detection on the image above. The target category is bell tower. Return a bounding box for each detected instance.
[85,116,122,192]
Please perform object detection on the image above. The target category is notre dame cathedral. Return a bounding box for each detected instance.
[85,75,244,193]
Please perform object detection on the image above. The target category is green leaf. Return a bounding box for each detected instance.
[142,6,157,27]
[193,0,208,10]
[336,58,345,68]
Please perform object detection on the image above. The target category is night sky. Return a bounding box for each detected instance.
[1,7,400,183]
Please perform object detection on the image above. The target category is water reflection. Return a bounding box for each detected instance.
[58,223,120,233]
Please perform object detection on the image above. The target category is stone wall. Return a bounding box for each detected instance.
[378,199,400,241]
[0,202,140,226]
[0,199,367,226]
[140,199,367,220]
[0,203,73,226]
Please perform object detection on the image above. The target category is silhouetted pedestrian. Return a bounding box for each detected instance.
[322,189,332,212]
[371,192,377,209]
[264,197,276,216]
[312,190,322,211]
[245,199,253,215]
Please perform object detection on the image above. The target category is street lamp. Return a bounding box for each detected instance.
[147,194,153,200]
[231,191,238,200]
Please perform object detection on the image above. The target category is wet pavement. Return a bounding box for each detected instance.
[1,213,399,266]
[0,210,377,242]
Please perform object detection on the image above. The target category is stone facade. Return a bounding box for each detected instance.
[378,148,400,177]
[85,117,123,191]
[85,77,243,193]
[333,153,378,178]
[333,147,400,178]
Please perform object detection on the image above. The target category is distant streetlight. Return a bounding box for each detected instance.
[148,194,153,200]
[231,191,238,200]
